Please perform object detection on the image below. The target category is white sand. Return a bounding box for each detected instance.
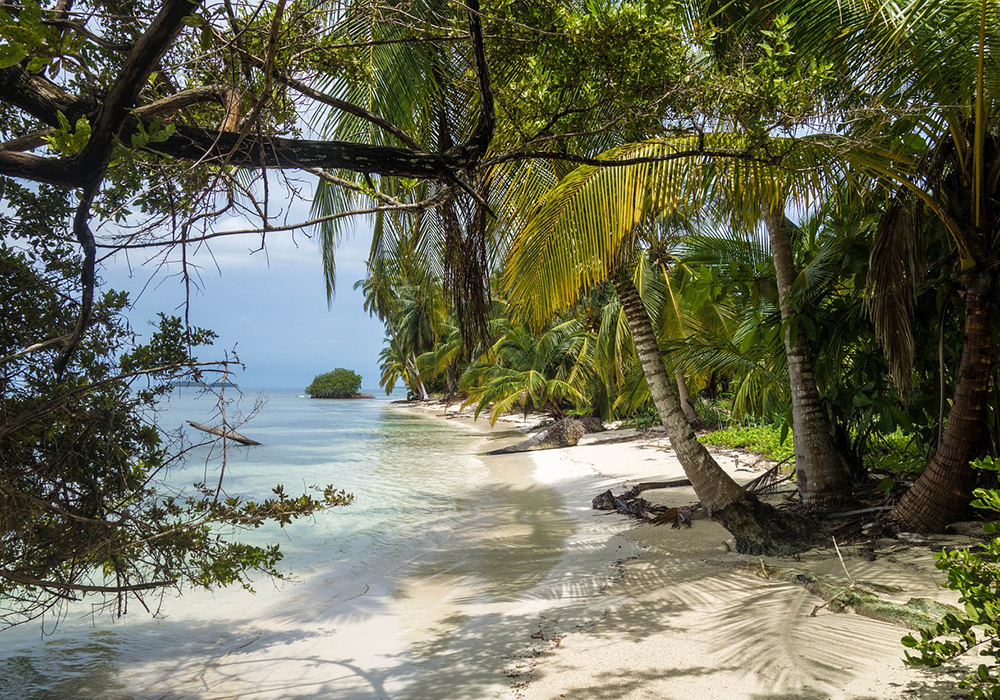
[127,408,645,699]
[497,427,970,700]
[121,403,970,699]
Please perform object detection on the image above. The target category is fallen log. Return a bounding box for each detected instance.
[186,420,261,446]
[592,487,698,527]
[592,472,775,526]
[485,417,601,455]
[621,479,692,498]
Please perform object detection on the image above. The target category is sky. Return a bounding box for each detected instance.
[100,179,387,392]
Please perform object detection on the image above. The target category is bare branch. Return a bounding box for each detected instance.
[0,570,173,595]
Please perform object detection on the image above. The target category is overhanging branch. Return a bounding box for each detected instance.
[0,570,174,595]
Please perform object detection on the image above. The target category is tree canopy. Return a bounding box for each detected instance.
[305,368,363,397]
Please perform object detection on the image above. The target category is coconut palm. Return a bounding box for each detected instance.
[358,263,446,399]
[460,317,593,423]
[580,253,707,424]
[719,0,1000,530]
[502,133,856,507]
[415,322,465,397]
[501,145,820,550]
[669,229,791,422]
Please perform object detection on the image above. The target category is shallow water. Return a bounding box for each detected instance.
[0,389,591,699]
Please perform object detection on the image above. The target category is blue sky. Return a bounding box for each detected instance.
[100,186,387,392]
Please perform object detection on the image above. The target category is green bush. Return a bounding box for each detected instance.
[305,368,362,396]
[699,423,795,462]
[621,405,661,429]
[865,430,927,476]
[902,457,1000,698]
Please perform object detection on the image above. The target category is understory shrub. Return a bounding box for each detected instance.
[902,457,1000,699]
[621,405,660,429]
[699,423,795,462]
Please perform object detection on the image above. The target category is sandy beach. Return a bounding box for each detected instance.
[419,405,972,700]
[0,400,973,699]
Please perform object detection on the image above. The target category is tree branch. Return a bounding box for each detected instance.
[153,126,462,176]
[0,570,173,595]
[0,85,237,154]
[446,0,493,164]
[77,0,205,181]
[54,186,98,378]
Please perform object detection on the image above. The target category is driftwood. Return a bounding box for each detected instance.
[592,469,784,526]
[592,483,699,527]
[485,417,602,455]
[186,420,261,446]
[740,561,960,629]
[621,479,692,496]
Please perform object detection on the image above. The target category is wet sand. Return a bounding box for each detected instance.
[139,409,641,699]
[0,404,636,700]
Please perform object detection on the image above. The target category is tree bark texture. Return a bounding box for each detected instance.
[612,271,811,554]
[765,206,853,506]
[892,271,995,531]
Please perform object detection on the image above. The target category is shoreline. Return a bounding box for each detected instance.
[393,402,645,698]
[0,397,973,699]
[414,402,970,699]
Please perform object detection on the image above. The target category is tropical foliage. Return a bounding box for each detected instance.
[903,458,1000,698]
[305,368,363,396]
[3,0,1000,667]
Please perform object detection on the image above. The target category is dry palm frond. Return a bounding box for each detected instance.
[865,189,923,396]
[745,460,795,495]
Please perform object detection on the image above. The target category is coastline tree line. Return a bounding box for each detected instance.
[0,0,997,678]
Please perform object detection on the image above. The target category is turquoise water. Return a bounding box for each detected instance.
[0,388,563,698]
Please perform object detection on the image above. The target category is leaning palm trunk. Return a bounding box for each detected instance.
[892,271,995,531]
[765,208,853,506]
[410,352,429,400]
[613,271,810,554]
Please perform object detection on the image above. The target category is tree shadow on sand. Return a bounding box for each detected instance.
[518,513,968,700]
[0,473,634,700]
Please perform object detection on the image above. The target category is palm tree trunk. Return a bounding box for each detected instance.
[765,207,853,506]
[410,352,429,400]
[892,271,995,531]
[675,372,703,429]
[612,270,810,554]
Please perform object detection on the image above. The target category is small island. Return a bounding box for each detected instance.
[305,368,374,399]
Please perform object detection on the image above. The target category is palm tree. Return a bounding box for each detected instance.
[669,229,791,421]
[460,317,592,423]
[357,264,446,399]
[416,322,464,397]
[585,255,706,424]
[503,134,855,507]
[503,158,811,552]
[723,0,1000,530]
[764,203,854,504]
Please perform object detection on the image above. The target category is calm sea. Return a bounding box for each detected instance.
[0,388,585,698]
